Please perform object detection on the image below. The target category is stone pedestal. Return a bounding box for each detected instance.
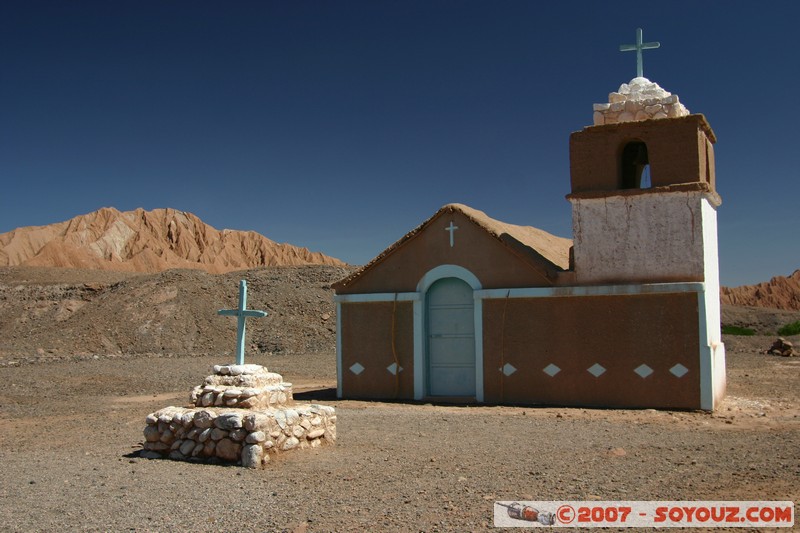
[592,77,689,126]
[141,364,336,468]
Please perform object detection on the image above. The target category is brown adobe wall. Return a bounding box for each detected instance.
[482,292,701,409]
[569,114,716,194]
[339,301,414,399]
[336,211,556,295]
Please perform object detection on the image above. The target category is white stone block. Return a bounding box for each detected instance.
[230,428,247,442]
[281,436,300,451]
[193,410,216,429]
[241,444,263,468]
[246,431,266,444]
[307,428,325,439]
[618,111,634,122]
[645,104,663,115]
[143,425,160,442]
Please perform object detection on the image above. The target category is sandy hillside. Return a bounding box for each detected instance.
[0,207,346,274]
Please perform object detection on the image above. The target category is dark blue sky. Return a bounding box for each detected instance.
[2,1,798,286]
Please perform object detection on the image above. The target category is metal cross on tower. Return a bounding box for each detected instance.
[620,28,660,78]
[217,280,267,365]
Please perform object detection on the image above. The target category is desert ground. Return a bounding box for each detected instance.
[0,267,798,532]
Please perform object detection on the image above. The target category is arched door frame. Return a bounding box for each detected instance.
[413,265,484,401]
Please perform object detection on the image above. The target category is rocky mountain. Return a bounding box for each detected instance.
[721,270,800,311]
[0,207,346,274]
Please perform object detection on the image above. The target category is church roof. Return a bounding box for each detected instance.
[333,203,572,291]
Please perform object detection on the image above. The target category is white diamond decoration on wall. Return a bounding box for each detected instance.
[501,363,517,376]
[634,364,654,378]
[543,364,561,377]
[349,362,365,375]
[386,362,403,375]
[587,363,606,377]
[670,364,689,378]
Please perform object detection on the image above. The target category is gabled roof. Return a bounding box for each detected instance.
[333,203,572,291]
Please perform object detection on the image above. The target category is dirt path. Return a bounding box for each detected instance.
[0,342,798,532]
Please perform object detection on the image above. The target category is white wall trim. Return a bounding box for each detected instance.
[475,282,705,300]
[697,290,712,410]
[336,282,704,304]
[473,296,484,402]
[334,292,419,303]
[417,264,482,292]
[413,298,424,400]
[335,301,343,399]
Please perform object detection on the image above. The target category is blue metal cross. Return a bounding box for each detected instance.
[620,28,660,78]
[217,280,267,365]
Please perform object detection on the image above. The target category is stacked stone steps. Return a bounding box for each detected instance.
[142,403,336,467]
[190,363,294,409]
[143,363,336,468]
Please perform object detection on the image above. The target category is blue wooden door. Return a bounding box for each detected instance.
[426,277,475,397]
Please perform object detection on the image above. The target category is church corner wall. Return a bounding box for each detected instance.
[699,197,726,410]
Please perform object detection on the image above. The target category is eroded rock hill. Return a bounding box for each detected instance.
[721,270,800,311]
[0,207,346,273]
[0,265,355,361]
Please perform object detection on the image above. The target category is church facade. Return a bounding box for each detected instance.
[332,78,726,410]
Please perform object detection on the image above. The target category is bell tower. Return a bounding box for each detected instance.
[567,73,725,409]
[567,76,720,285]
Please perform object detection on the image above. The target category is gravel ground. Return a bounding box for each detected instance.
[0,335,798,532]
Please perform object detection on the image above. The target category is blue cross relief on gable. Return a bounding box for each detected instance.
[445,221,459,247]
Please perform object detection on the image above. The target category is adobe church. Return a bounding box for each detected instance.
[332,73,726,411]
